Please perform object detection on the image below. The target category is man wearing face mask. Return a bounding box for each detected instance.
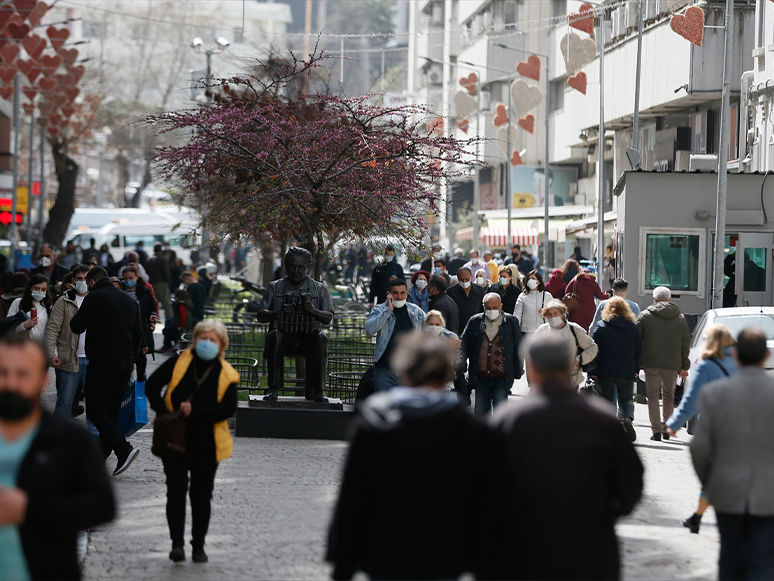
[462,249,491,283]
[0,334,115,580]
[503,244,534,277]
[427,275,459,334]
[419,244,446,274]
[459,293,523,414]
[368,244,405,310]
[446,267,485,337]
[43,264,91,418]
[365,278,426,392]
[432,258,451,285]
[70,267,143,476]
[31,244,68,301]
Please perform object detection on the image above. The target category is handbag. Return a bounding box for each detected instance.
[562,280,581,311]
[118,373,148,437]
[570,324,597,373]
[152,361,215,459]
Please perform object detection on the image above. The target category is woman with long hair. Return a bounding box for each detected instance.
[560,259,581,285]
[485,264,522,314]
[565,269,608,332]
[545,268,566,299]
[0,271,29,318]
[666,324,738,534]
[7,273,52,342]
[409,270,431,313]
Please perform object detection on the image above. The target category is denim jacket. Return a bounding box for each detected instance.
[365,302,426,363]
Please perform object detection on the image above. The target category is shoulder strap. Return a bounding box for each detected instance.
[708,357,730,377]
[569,323,580,349]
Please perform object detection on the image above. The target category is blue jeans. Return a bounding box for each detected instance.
[716,513,774,581]
[474,376,508,415]
[373,366,398,392]
[597,377,635,419]
[54,358,88,417]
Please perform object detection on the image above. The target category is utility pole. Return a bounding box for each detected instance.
[632,0,645,153]
[712,0,735,308]
[10,72,20,259]
[596,8,606,275]
[26,109,35,245]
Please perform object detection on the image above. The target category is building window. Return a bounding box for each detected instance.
[639,228,706,296]
[504,1,518,27]
[549,79,565,113]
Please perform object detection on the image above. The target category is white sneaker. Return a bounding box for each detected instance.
[113,447,140,476]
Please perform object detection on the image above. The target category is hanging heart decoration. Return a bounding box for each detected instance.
[46,26,69,51]
[37,101,52,115]
[6,21,31,41]
[492,102,509,127]
[568,3,595,36]
[58,48,77,65]
[49,91,66,106]
[511,150,524,166]
[670,6,705,46]
[37,75,55,92]
[426,116,444,135]
[67,64,84,83]
[453,90,477,117]
[22,88,36,101]
[0,66,15,84]
[457,118,469,134]
[516,55,540,82]
[495,124,518,155]
[47,126,58,136]
[568,72,588,95]
[48,112,61,126]
[27,2,49,27]
[0,86,13,100]
[13,0,37,20]
[17,58,39,83]
[0,43,20,65]
[459,72,477,94]
[510,79,543,116]
[55,72,75,87]
[0,6,15,30]
[21,101,34,114]
[63,86,78,101]
[518,114,535,134]
[60,104,74,118]
[560,32,598,77]
[22,34,45,60]
[38,53,61,75]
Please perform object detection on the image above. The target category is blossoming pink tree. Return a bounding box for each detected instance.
[150,54,475,278]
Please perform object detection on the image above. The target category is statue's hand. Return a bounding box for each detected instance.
[303,300,317,315]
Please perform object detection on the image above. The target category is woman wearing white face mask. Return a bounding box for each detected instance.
[424,311,459,391]
[486,265,523,314]
[5,273,52,343]
[534,300,598,387]
[513,270,553,338]
[408,271,431,313]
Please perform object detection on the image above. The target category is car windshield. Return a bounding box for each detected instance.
[714,314,774,340]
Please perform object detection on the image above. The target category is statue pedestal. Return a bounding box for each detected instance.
[235,399,354,440]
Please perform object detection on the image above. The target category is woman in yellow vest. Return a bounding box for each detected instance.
[146,319,239,564]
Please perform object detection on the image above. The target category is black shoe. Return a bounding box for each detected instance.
[683,513,702,534]
[113,446,140,476]
[313,392,328,403]
[263,390,278,401]
[192,550,208,563]
[662,432,670,440]
[169,546,185,562]
[650,432,662,441]
[71,405,84,418]
[622,418,637,442]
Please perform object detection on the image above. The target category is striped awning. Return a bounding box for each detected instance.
[456,227,540,247]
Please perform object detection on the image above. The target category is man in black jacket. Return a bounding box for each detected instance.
[446,267,485,336]
[427,275,458,333]
[31,244,69,300]
[70,266,143,475]
[145,243,172,321]
[368,244,404,308]
[490,333,643,580]
[0,335,115,581]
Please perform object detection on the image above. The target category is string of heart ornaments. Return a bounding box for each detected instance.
[0,0,90,139]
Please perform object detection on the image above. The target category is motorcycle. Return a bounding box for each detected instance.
[231,277,265,323]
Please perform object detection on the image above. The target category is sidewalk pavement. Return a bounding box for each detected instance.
[42,359,719,580]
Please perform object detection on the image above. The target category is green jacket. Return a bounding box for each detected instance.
[43,290,83,373]
[636,301,691,371]
[187,282,206,320]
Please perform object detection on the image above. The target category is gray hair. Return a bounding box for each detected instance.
[529,333,573,376]
[653,286,671,301]
[482,292,502,306]
[391,333,456,388]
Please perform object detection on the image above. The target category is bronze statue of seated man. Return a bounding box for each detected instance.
[256,247,334,402]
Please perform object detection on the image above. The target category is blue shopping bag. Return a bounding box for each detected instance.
[118,377,148,437]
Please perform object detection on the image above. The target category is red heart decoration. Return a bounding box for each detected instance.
[426,116,444,135]
[457,118,469,134]
[0,65,15,84]
[37,101,51,115]
[58,48,77,65]
[17,58,39,83]
[60,104,73,118]
[47,125,58,136]
[22,34,45,60]
[459,73,477,94]
[22,88,36,101]
[0,5,15,31]
[511,150,524,166]
[516,55,541,82]
[46,26,69,51]
[568,3,595,36]
[0,43,19,65]
[54,72,74,87]
[670,6,705,47]
[38,53,61,75]
[67,64,84,83]
[567,72,588,95]
[37,75,55,91]
[14,0,37,20]
[48,112,61,126]
[6,21,31,41]
[27,2,49,28]
[0,86,13,100]
[518,114,535,134]
[49,92,66,106]
[63,86,78,102]
[492,102,509,127]
[21,101,34,114]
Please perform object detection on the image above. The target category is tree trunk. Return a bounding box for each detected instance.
[42,142,78,249]
[259,235,274,286]
[116,152,130,207]
[130,147,154,208]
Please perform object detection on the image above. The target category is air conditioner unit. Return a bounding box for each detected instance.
[614,8,625,40]
[656,0,668,17]
[431,2,444,26]
[675,150,691,171]
[625,1,639,31]
[611,8,620,39]
[427,63,443,85]
[480,89,492,112]
[689,153,718,172]
[645,0,657,21]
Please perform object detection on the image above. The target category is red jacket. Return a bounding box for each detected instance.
[565,275,608,332]
[546,269,566,299]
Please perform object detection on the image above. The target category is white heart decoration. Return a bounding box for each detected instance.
[453,90,477,117]
[667,0,692,13]
[510,79,543,117]
[560,32,598,77]
[495,124,518,155]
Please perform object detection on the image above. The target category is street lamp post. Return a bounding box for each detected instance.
[491,43,550,272]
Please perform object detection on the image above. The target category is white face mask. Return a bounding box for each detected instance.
[499,277,510,286]
[470,257,479,265]
[426,325,443,336]
[485,309,501,321]
[40,257,52,268]
[415,279,427,290]
[31,290,46,302]
[459,281,471,289]
[527,279,539,290]
[475,276,485,286]
[547,316,564,328]
[391,299,406,308]
[74,280,89,294]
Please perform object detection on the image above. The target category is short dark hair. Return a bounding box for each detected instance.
[181,271,194,280]
[434,258,446,267]
[385,244,395,253]
[284,246,312,265]
[428,274,448,293]
[72,264,90,276]
[86,266,108,283]
[389,278,407,290]
[612,278,628,291]
[154,243,163,253]
[0,333,48,372]
[525,269,545,293]
[574,246,582,254]
[511,244,521,251]
[736,328,769,366]
[457,266,472,277]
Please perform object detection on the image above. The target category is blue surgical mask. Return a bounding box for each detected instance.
[433,267,442,275]
[195,339,219,361]
[385,255,394,263]
[124,279,137,288]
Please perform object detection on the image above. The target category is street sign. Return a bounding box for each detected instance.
[0,186,29,213]
[31,181,41,196]
[0,212,23,225]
